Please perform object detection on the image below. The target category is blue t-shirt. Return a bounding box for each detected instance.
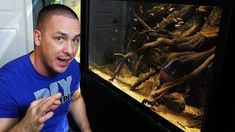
[0,52,81,132]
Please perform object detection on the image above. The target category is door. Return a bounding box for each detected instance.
[0,0,33,67]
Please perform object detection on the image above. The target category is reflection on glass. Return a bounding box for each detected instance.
[88,1,222,132]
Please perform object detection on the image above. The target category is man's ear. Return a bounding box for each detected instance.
[34,29,41,46]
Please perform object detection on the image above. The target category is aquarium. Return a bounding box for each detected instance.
[86,0,226,131]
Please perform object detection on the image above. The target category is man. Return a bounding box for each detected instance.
[0,4,92,132]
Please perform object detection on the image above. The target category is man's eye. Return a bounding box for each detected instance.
[72,38,80,44]
[55,37,64,44]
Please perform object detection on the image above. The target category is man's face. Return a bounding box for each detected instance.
[35,15,80,75]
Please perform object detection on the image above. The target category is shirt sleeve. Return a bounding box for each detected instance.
[0,80,19,118]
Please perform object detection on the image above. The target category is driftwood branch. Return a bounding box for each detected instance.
[142,54,214,106]
[110,27,217,81]
[131,69,158,90]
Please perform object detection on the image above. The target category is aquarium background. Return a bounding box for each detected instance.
[87,1,222,131]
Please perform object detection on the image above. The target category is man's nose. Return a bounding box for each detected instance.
[63,41,73,55]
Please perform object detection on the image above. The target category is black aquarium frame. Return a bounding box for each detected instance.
[80,0,234,131]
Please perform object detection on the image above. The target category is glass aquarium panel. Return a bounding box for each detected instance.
[88,1,222,131]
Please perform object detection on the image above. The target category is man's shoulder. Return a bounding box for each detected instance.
[69,59,80,70]
[0,53,29,78]
[65,59,80,79]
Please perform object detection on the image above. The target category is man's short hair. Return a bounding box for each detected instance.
[36,4,79,30]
